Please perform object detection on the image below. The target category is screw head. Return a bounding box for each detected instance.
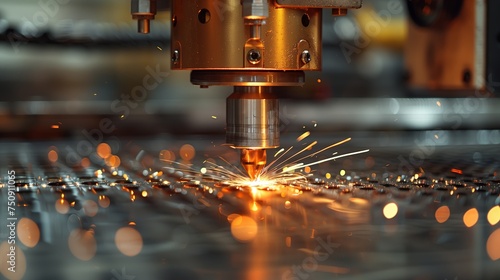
[301,50,311,64]
[247,49,261,64]
[171,49,180,64]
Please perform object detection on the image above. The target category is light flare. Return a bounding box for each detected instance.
[160,136,368,191]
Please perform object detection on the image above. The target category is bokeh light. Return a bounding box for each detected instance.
[487,205,500,226]
[179,144,195,161]
[435,205,451,224]
[383,202,398,219]
[230,215,258,242]
[284,201,292,209]
[160,149,176,161]
[81,158,91,168]
[98,195,110,208]
[17,218,40,248]
[96,142,112,159]
[105,155,121,168]
[83,200,99,217]
[115,227,143,257]
[227,213,240,222]
[68,229,96,261]
[463,208,479,228]
[486,228,500,261]
[48,149,58,163]
[55,198,70,214]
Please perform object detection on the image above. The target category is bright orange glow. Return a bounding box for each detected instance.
[48,150,58,163]
[227,213,240,222]
[55,199,70,214]
[296,131,310,142]
[115,227,143,257]
[98,196,110,208]
[250,201,259,212]
[105,155,121,168]
[96,143,112,159]
[451,168,463,175]
[51,124,60,129]
[463,208,479,228]
[68,229,96,261]
[284,200,292,209]
[0,241,26,280]
[83,200,98,217]
[487,206,500,226]
[17,218,40,248]
[230,215,258,242]
[179,144,195,161]
[435,205,451,224]
[304,166,311,173]
[486,228,500,260]
[141,190,148,198]
[383,202,398,219]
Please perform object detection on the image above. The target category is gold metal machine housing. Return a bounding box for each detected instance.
[132,0,362,179]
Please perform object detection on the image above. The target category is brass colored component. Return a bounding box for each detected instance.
[171,0,321,70]
[131,0,157,34]
[166,0,362,176]
[241,149,267,180]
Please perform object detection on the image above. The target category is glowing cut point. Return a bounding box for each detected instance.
[251,202,259,212]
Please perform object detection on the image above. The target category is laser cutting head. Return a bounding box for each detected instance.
[131,0,362,179]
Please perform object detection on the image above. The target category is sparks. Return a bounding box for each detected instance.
[297,131,311,142]
[160,136,369,191]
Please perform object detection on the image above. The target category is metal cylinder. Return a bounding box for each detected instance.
[131,0,156,34]
[226,86,279,149]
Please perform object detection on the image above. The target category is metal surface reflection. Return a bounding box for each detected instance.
[0,137,499,279]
